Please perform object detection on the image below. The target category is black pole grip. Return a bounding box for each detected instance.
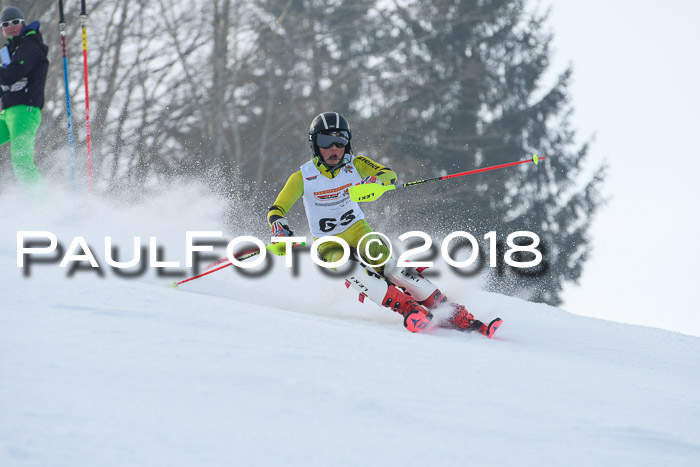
[58,0,66,23]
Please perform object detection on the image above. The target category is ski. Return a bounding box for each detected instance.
[476,318,502,339]
[403,309,432,333]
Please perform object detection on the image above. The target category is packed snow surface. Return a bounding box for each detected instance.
[2,187,699,466]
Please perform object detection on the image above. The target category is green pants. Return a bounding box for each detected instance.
[316,219,391,272]
[0,105,43,189]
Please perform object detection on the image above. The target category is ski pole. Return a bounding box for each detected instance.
[170,247,261,288]
[58,0,77,192]
[350,154,546,202]
[80,0,93,196]
[169,241,305,288]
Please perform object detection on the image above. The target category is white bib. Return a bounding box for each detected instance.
[301,156,366,237]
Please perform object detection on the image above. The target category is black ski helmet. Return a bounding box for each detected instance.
[0,7,25,23]
[308,112,352,161]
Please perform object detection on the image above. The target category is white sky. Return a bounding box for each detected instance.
[546,1,700,336]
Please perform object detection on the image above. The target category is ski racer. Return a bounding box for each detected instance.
[0,6,48,192]
[267,111,500,336]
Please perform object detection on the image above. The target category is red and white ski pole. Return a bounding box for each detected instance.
[169,247,261,288]
[350,154,546,202]
[170,241,305,288]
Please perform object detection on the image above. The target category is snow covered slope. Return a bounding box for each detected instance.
[2,188,699,467]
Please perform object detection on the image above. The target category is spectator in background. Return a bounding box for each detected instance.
[0,6,49,192]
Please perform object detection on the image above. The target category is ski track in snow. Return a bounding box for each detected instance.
[2,186,700,467]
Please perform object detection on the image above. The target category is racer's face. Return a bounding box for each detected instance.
[319,144,345,167]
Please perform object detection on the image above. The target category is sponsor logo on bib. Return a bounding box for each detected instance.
[314,183,353,201]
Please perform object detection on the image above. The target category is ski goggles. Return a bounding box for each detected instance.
[1,19,22,28]
[316,131,349,149]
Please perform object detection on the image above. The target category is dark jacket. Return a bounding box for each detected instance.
[0,21,49,110]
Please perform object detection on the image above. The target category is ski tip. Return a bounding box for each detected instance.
[403,310,432,333]
[486,318,502,339]
[169,281,179,289]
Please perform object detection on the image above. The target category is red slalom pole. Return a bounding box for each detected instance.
[80,0,94,196]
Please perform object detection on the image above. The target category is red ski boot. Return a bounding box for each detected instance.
[421,289,502,338]
[422,289,477,330]
[421,289,448,309]
[382,286,432,333]
[450,305,502,338]
[447,304,480,331]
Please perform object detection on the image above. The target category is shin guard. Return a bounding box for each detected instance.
[381,258,437,302]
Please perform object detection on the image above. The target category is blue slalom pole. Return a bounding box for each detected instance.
[58,0,77,191]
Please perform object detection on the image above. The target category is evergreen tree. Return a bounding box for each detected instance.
[242,0,383,187]
[357,0,606,305]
